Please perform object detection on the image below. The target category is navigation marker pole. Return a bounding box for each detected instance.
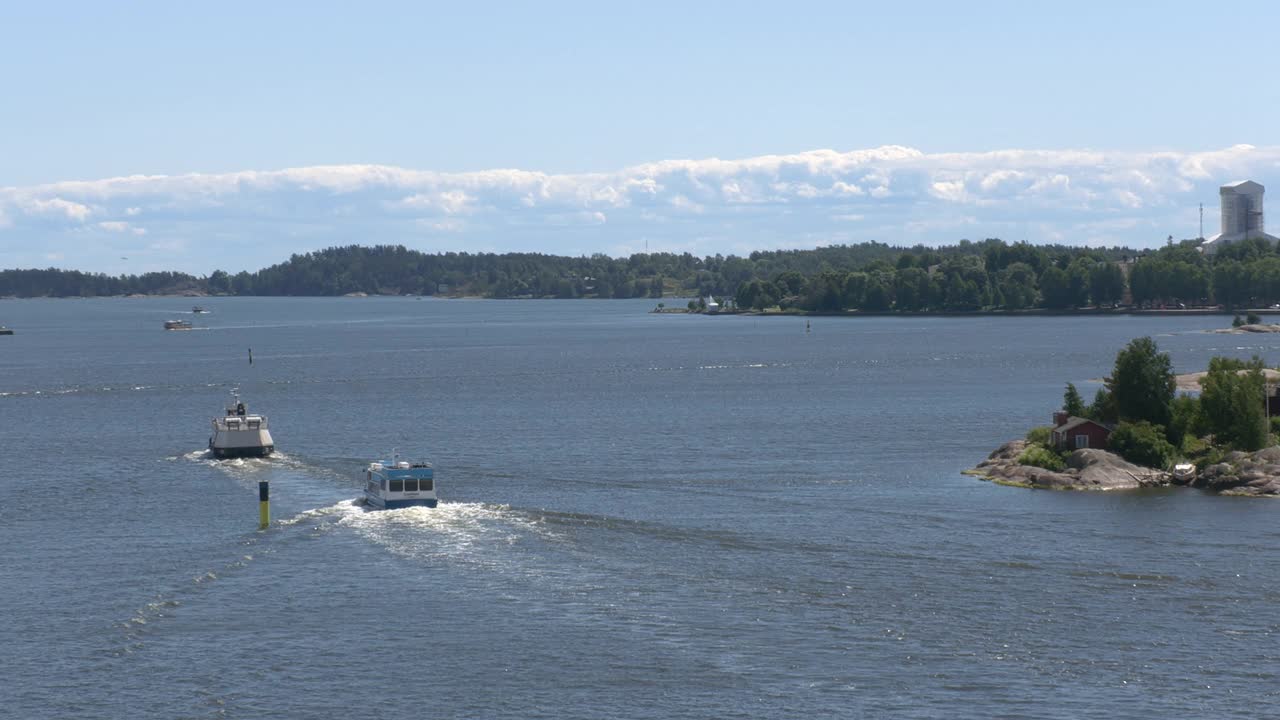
[259,481,270,529]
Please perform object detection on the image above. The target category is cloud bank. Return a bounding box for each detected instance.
[4,144,1280,273]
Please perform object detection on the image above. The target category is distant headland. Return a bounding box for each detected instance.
[6,232,1280,315]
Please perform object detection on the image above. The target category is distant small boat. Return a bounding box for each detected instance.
[164,319,193,330]
[192,305,208,314]
[1172,463,1196,482]
[0,326,13,336]
[363,455,437,509]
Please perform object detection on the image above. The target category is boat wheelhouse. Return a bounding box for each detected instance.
[164,319,193,330]
[209,391,275,458]
[364,458,437,509]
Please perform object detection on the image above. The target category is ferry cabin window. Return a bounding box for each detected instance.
[390,479,404,492]
[403,479,418,492]
[420,479,433,491]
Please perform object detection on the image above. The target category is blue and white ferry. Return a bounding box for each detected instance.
[363,456,437,509]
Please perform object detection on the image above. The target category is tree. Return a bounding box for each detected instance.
[1108,420,1176,468]
[1199,356,1268,451]
[775,270,806,297]
[1213,260,1250,308]
[894,267,929,311]
[1039,266,1073,309]
[207,269,231,294]
[1089,262,1125,306]
[803,272,845,312]
[862,275,891,311]
[1167,394,1202,448]
[997,262,1039,310]
[1066,257,1094,307]
[735,279,761,310]
[1088,387,1116,423]
[1063,383,1086,417]
[842,272,868,309]
[1104,337,1175,426]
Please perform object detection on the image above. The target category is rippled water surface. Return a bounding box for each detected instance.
[2,298,1278,718]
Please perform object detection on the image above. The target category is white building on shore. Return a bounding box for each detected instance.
[1200,180,1280,255]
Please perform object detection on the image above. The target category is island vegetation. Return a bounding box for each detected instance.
[8,236,1280,312]
[971,336,1280,495]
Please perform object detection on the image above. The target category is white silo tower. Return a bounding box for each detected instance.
[1201,180,1278,255]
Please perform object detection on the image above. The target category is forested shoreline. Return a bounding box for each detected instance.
[4,237,1280,311]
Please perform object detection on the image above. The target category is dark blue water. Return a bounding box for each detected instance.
[1,298,1278,718]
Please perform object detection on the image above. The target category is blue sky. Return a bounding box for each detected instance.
[3,1,1280,273]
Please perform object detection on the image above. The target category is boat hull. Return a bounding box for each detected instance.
[210,444,275,459]
[364,495,437,510]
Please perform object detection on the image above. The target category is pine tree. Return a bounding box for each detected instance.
[1063,383,1087,417]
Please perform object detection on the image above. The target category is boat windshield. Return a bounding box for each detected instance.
[389,478,433,493]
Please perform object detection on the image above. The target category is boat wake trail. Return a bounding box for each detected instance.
[277,498,364,526]
[337,501,555,569]
[171,447,334,477]
[112,539,268,655]
[111,499,362,656]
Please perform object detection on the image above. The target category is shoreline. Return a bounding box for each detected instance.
[698,307,1280,318]
[5,293,1280,320]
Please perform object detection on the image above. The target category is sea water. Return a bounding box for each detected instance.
[1,297,1277,718]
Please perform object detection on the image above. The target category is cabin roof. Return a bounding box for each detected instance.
[1053,416,1110,434]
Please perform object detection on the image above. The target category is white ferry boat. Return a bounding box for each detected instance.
[364,456,436,509]
[164,319,193,330]
[209,391,275,458]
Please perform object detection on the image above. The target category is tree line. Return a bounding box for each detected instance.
[4,237,1280,309]
[738,238,1280,313]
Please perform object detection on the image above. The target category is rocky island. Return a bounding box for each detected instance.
[968,337,1280,497]
[969,441,1280,496]
[967,440,1170,490]
[1211,323,1280,334]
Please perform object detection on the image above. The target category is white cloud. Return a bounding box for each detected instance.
[4,143,1280,273]
[930,180,969,203]
[22,197,92,221]
[979,170,1026,192]
[97,220,146,235]
[396,190,474,215]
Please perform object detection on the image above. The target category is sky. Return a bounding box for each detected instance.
[3,0,1280,274]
